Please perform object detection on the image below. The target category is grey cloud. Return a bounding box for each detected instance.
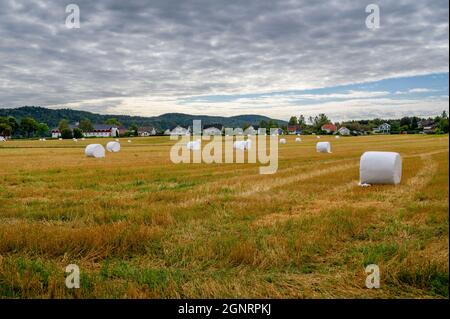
[0,0,448,117]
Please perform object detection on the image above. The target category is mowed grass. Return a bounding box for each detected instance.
[0,134,448,298]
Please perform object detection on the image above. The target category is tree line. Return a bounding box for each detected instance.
[282,111,449,134]
[2,111,449,138]
[0,116,130,138]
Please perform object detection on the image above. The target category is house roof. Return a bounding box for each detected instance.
[170,125,189,131]
[321,123,337,131]
[138,126,155,132]
[203,124,223,130]
[287,125,300,131]
[92,124,115,131]
[203,127,222,131]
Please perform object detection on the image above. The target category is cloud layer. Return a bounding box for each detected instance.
[0,0,448,120]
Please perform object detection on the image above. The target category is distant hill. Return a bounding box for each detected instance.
[0,106,287,130]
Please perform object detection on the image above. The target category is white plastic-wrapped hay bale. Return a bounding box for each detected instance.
[115,138,120,142]
[81,138,85,141]
[187,140,201,150]
[245,139,252,150]
[316,141,331,153]
[85,144,105,158]
[73,138,78,142]
[0,136,6,142]
[335,135,340,139]
[360,151,402,185]
[279,138,286,144]
[233,140,247,150]
[127,139,131,143]
[58,138,62,141]
[295,137,301,142]
[316,136,321,139]
[106,141,121,153]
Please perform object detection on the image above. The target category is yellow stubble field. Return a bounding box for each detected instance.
[0,134,448,298]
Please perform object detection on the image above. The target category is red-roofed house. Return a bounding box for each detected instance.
[287,125,301,134]
[321,123,337,133]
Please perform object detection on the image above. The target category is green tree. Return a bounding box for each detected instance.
[438,118,449,133]
[0,123,12,137]
[105,118,122,126]
[310,113,330,132]
[72,127,83,138]
[7,117,19,135]
[400,125,409,132]
[61,128,73,139]
[128,123,138,136]
[58,119,70,132]
[37,123,49,137]
[20,117,38,137]
[259,120,268,128]
[400,117,411,129]
[411,117,419,130]
[390,121,400,133]
[298,115,306,129]
[288,116,298,125]
[79,118,94,132]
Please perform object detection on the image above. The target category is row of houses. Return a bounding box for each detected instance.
[287,122,393,135]
[51,124,158,138]
[417,120,439,134]
[287,123,354,135]
[163,125,262,136]
[45,119,442,139]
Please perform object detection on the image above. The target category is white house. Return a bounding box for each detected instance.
[138,127,157,136]
[337,127,351,136]
[244,126,258,135]
[374,123,391,134]
[51,129,61,138]
[202,126,222,136]
[83,125,120,137]
[168,126,190,136]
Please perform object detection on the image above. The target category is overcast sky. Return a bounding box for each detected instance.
[0,0,448,121]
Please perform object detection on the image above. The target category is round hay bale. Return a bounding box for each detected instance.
[106,141,121,153]
[295,137,301,142]
[85,144,105,158]
[360,151,402,185]
[73,138,78,142]
[233,140,247,150]
[335,135,340,139]
[187,140,201,150]
[245,139,252,150]
[127,140,131,143]
[316,141,331,153]
[279,138,286,144]
[316,136,321,139]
